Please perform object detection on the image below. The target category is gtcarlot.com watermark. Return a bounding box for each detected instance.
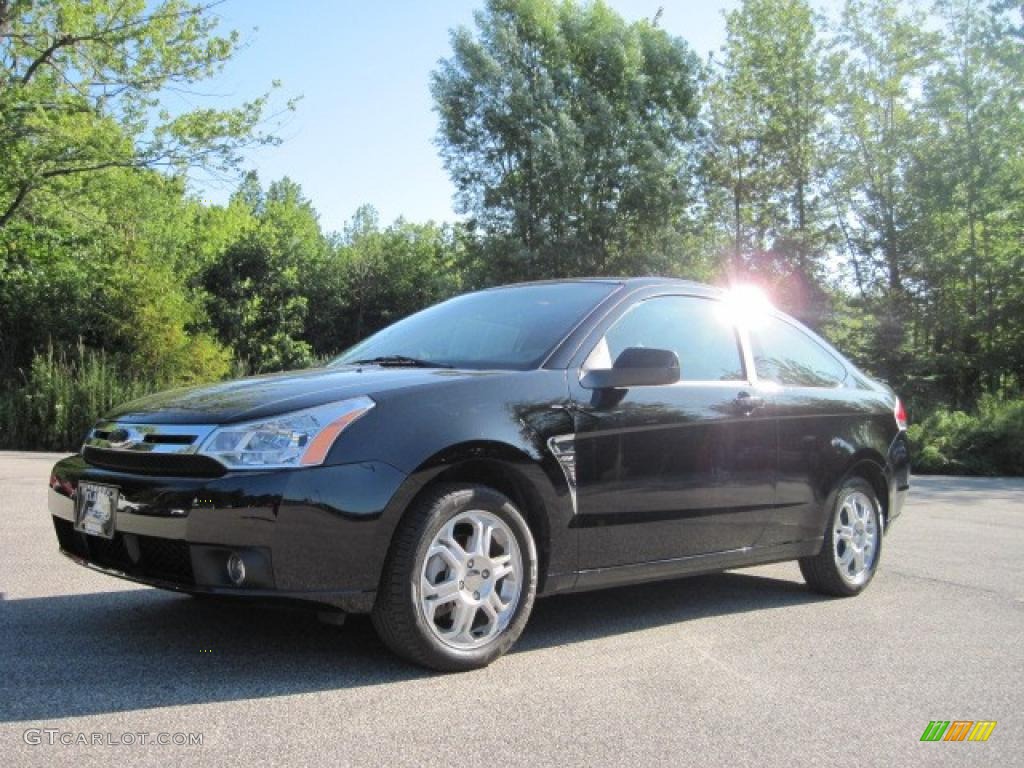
[23,729,203,747]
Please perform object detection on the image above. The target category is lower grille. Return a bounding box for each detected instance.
[138,535,194,583]
[82,446,226,477]
[54,516,87,556]
[86,533,134,571]
[53,518,195,586]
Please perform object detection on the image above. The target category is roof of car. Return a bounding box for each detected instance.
[487,276,725,295]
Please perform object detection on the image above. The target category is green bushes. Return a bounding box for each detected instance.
[0,343,159,452]
[909,396,1024,476]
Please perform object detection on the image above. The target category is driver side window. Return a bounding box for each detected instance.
[591,296,746,382]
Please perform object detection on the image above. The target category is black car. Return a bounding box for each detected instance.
[48,278,910,670]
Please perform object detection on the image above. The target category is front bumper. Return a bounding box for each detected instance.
[48,454,409,612]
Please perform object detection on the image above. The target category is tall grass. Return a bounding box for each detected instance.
[0,342,318,452]
[0,342,156,451]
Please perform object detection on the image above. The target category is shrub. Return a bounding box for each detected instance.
[909,395,1024,476]
[0,343,157,451]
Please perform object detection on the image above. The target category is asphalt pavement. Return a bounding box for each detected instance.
[1,451,1021,767]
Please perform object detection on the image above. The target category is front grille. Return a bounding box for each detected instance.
[83,446,225,477]
[53,518,195,586]
[143,433,195,445]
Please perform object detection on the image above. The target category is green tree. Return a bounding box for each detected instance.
[432,0,701,280]
[0,0,285,228]
[304,206,464,356]
[828,0,936,296]
[200,177,324,372]
[910,0,1024,405]
[0,166,230,383]
[824,0,937,387]
[703,0,831,320]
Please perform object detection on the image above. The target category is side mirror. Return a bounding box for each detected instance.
[580,347,680,390]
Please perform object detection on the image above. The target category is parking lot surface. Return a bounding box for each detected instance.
[1,451,1020,767]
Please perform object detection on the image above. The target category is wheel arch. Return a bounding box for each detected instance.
[841,453,891,529]
[378,440,573,595]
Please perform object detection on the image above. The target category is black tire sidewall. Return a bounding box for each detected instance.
[405,485,538,669]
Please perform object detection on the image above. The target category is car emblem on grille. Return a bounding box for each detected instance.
[107,428,134,448]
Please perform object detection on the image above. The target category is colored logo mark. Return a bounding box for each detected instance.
[920,721,997,742]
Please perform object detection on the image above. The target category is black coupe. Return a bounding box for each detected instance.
[49,278,910,670]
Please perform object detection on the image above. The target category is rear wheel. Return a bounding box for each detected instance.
[799,477,882,597]
[372,483,538,671]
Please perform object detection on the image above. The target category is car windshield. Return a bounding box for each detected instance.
[331,282,617,370]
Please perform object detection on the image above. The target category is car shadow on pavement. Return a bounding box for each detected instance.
[517,569,821,653]
[0,570,825,722]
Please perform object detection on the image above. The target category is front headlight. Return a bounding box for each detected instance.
[198,396,375,470]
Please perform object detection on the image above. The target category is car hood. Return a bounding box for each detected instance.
[106,366,496,425]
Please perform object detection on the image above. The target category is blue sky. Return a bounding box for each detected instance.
[187,1,829,233]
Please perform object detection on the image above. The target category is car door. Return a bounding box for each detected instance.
[745,312,872,546]
[565,293,778,570]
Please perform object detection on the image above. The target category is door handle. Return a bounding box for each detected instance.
[734,392,765,414]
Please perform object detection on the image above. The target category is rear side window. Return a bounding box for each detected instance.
[749,315,847,387]
[597,296,745,381]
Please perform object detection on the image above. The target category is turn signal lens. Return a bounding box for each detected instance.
[299,409,369,466]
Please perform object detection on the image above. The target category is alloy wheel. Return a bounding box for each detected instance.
[417,510,523,650]
[832,490,879,586]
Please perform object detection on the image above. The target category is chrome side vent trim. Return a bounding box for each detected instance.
[547,434,578,514]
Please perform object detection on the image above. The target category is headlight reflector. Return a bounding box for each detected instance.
[198,396,375,469]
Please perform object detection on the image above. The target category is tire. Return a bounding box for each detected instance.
[372,483,538,671]
[799,477,883,597]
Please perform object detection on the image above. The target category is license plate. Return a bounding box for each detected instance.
[75,482,119,539]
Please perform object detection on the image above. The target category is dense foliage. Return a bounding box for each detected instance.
[432,0,706,280]
[1,0,1022,475]
[908,397,1024,475]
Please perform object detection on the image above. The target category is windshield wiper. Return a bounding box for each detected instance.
[348,355,453,369]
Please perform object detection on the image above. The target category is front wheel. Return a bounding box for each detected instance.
[799,477,883,597]
[372,483,538,671]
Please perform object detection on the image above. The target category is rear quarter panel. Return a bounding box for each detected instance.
[765,385,900,546]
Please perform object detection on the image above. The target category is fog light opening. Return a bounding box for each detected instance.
[226,552,246,586]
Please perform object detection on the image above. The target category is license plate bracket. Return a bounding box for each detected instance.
[75,482,119,539]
